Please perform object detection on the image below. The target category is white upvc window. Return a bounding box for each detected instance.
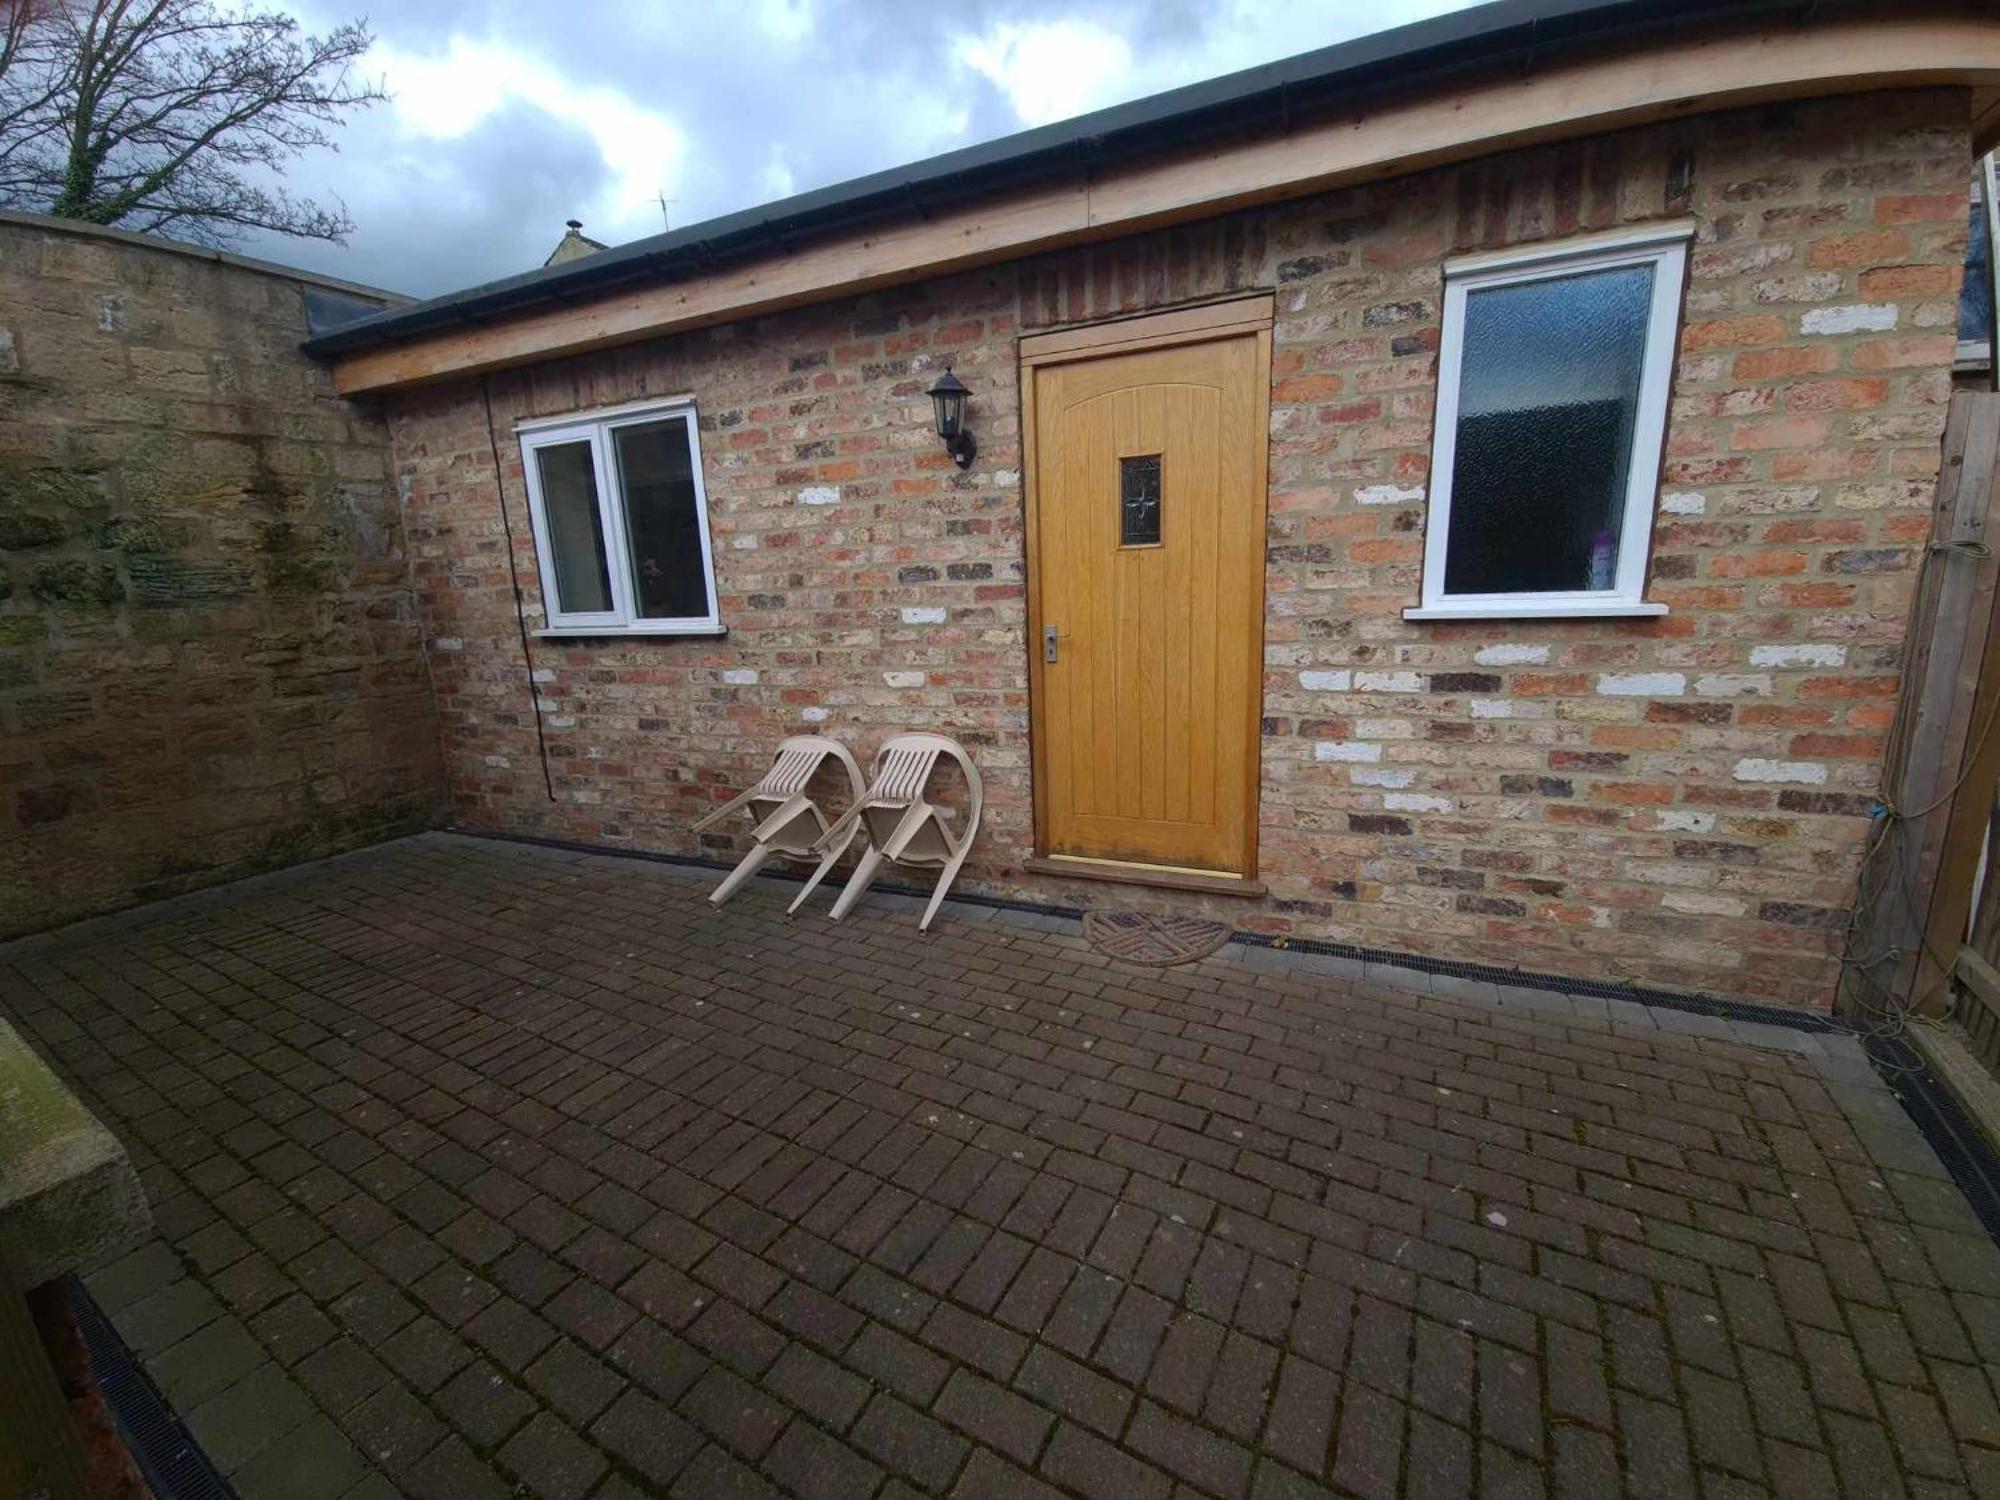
[517,396,722,636]
[1403,220,1693,622]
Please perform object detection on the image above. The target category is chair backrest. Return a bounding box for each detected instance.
[869,733,984,826]
[756,735,864,801]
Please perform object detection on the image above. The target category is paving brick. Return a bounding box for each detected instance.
[522,1337,625,1426]
[935,1367,1054,1465]
[1331,1381,1403,1500]
[1127,1398,1254,1497]
[678,1364,791,1458]
[589,1389,704,1488]
[497,1411,606,1500]
[435,1359,538,1449]
[1041,1422,1174,1500]
[852,1391,973,1491]
[766,1417,886,1500]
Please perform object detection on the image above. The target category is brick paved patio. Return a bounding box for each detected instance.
[7,833,2000,1499]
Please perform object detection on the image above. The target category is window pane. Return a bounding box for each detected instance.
[1120,454,1162,546]
[612,418,711,620]
[1961,197,1992,347]
[1443,263,1655,596]
[536,441,613,614]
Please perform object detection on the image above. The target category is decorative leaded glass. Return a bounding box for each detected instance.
[1120,454,1162,546]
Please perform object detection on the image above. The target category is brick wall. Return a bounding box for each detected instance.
[0,215,445,935]
[386,89,1970,1008]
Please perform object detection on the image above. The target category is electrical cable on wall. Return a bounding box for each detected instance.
[482,375,558,803]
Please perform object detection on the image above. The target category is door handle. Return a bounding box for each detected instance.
[1044,624,1060,664]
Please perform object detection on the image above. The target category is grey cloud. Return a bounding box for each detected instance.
[239,0,1471,296]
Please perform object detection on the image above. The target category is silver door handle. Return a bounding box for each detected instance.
[1044,624,1060,664]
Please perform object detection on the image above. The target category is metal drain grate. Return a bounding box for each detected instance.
[1084,910,1235,966]
[68,1277,236,1500]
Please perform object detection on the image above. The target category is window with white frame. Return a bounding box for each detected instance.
[517,397,721,636]
[1404,222,1692,621]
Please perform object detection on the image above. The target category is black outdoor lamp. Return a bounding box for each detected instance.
[926,365,976,468]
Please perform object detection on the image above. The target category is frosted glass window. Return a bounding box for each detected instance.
[1442,265,1652,596]
[1408,223,1690,622]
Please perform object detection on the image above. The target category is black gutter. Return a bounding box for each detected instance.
[303,0,1875,360]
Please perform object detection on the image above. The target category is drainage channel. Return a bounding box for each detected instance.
[68,1277,236,1500]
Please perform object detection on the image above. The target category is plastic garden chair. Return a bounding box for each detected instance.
[690,736,867,907]
[791,733,983,931]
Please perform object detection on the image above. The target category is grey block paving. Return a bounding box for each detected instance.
[1,831,1997,1499]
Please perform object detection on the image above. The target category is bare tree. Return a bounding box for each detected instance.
[0,0,384,246]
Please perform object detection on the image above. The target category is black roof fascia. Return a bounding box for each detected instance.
[304,0,1831,359]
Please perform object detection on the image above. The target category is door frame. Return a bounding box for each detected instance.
[1018,294,1276,888]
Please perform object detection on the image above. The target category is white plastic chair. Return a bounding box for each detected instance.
[792,733,983,931]
[691,736,867,907]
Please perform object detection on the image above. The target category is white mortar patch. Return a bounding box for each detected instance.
[1315,741,1382,763]
[1660,491,1707,515]
[1470,700,1516,719]
[1299,670,1353,692]
[1664,889,1747,917]
[1734,758,1828,784]
[1802,303,1897,335]
[1384,793,1453,813]
[1355,483,1425,507]
[1597,672,1685,697]
[1655,809,1717,833]
[1351,768,1414,788]
[883,670,927,688]
[796,485,842,505]
[901,607,948,625]
[1748,643,1846,668]
[801,706,830,722]
[1475,644,1549,666]
[1355,670,1422,693]
[722,668,759,685]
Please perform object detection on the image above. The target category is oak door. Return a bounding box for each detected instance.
[1025,309,1270,878]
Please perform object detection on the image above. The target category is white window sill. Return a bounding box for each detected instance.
[535,625,729,640]
[1402,601,1668,622]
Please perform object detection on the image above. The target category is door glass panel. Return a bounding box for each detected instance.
[612,418,711,620]
[1443,263,1654,596]
[1120,454,1162,546]
[535,441,613,614]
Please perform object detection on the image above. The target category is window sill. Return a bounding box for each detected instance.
[534,625,729,640]
[1402,601,1668,622]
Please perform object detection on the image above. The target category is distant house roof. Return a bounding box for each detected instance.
[544,220,608,268]
[305,0,2000,391]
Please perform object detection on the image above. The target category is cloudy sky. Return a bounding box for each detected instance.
[238,0,1481,299]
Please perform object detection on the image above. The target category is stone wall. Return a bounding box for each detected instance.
[0,215,445,935]
[386,90,1971,1008]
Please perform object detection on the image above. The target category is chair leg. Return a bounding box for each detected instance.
[919,849,969,932]
[788,830,856,915]
[828,847,886,923]
[709,843,772,907]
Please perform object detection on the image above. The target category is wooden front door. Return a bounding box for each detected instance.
[1023,299,1272,881]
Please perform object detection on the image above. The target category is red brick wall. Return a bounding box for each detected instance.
[386,90,1971,1008]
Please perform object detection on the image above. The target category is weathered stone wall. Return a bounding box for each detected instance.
[0,215,445,935]
[386,90,1970,1008]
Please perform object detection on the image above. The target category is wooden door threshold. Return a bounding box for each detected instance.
[1023,855,1267,899]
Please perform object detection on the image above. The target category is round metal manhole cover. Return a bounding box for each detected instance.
[1083,910,1234,967]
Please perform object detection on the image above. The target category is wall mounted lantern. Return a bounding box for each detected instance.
[926,365,976,468]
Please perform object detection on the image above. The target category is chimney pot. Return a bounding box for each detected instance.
[566,218,582,231]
